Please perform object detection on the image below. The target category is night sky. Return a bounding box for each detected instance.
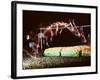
[23,10,91,34]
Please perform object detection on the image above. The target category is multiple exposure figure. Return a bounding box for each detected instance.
[40,20,88,47]
[26,20,90,57]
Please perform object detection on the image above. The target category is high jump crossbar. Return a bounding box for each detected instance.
[40,25,90,30]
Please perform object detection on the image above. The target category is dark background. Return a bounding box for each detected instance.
[23,10,91,48]
[23,10,90,34]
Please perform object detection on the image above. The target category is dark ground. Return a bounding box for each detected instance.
[23,54,90,69]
